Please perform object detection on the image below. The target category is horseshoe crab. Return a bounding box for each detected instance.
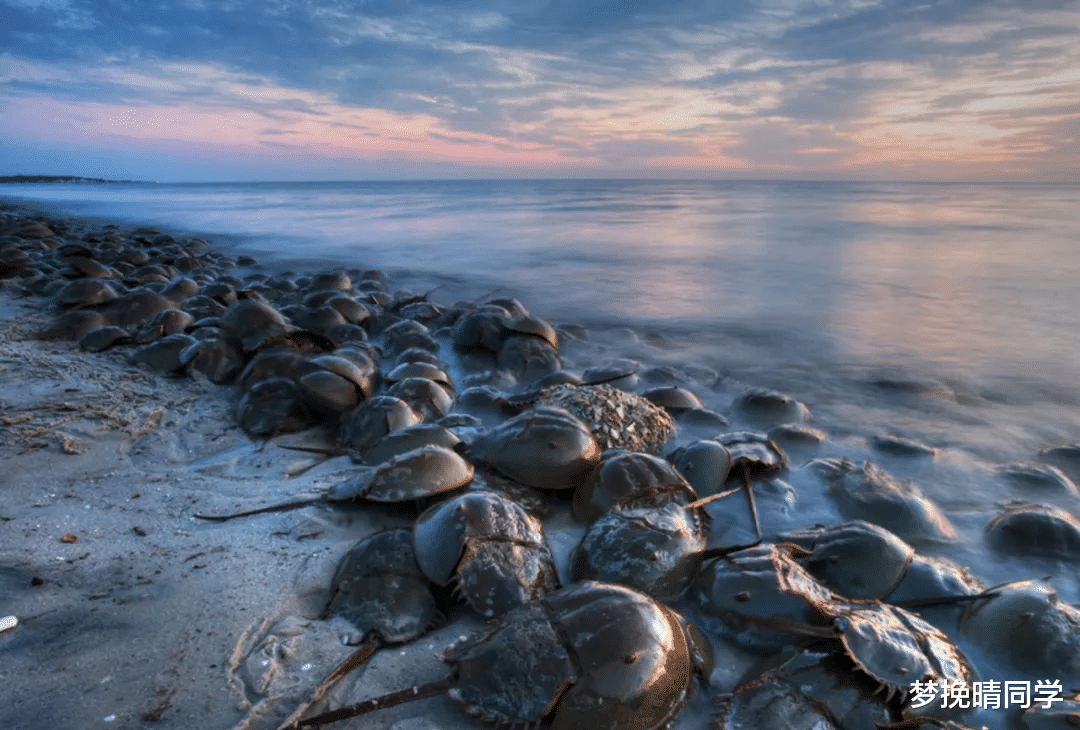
[337,395,421,455]
[641,385,704,413]
[275,529,448,730]
[413,490,558,617]
[809,458,957,543]
[985,502,1080,561]
[717,650,894,729]
[570,489,710,601]
[54,277,119,309]
[735,387,810,426]
[535,383,676,453]
[962,579,1080,683]
[288,581,705,730]
[782,521,982,608]
[572,450,698,522]
[469,405,601,490]
[194,445,473,521]
[669,439,734,497]
[385,376,454,421]
[997,463,1079,496]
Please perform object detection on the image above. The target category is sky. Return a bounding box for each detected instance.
[1,0,1078,182]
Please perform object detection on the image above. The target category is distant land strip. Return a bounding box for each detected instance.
[0,175,138,184]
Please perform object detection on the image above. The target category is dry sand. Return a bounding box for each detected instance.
[0,291,486,730]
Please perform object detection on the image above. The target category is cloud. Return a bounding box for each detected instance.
[0,0,1078,180]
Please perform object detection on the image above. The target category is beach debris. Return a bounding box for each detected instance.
[287,581,706,730]
[413,490,558,616]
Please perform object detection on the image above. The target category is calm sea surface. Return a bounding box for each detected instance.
[5,178,1080,725]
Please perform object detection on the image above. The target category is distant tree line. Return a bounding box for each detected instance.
[0,175,137,184]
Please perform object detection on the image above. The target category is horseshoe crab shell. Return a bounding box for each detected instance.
[717,432,786,480]
[220,298,291,353]
[54,278,119,309]
[809,458,957,543]
[782,520,915,601]
[573,450,697,523]
[236,376,314,437]
[641,385,704,412]
[692,544,834,651]
[413,490,557,616]
[985,503,1080,561]
[324,528,444,644]
[669,439,734,497]
[445,581,698,730]
[830,601,974,703]
[717,651,893,730]
[470,405,601,490]
[328,445,473,503]
[735,387,810,426]
[337,395,421,454]
[962,580,1080,683]
[536,383,676,454]
[571,494,708,601]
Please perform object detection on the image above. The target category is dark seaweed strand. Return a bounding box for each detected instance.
[290,678,451,728]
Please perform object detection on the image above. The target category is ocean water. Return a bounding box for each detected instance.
[6,178,1080,726]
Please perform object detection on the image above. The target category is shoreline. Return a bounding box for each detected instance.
[2,198,1077,730]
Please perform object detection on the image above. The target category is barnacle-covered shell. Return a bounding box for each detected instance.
[537,383,676,454]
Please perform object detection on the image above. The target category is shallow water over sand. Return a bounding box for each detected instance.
[5,179,1080,727]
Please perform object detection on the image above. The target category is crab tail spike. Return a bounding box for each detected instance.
[276,443,344,457]
[742,464,762,545]
[193,497,320,522]
[274,638,380,730]
[684,485,743,510]
[292,678,451,728]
